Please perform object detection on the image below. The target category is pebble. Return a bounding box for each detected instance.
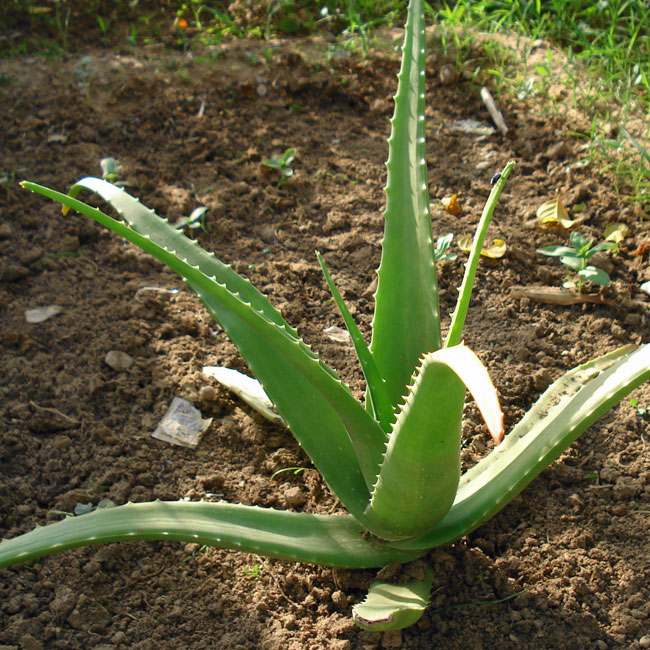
[104,350,134,371]
[284,486,307,507]
[639,635,650,648]
[0,222,13,238]
[49,585,77,619]
[381,630,403,648]
[199,385,217,403]
[18,636,42,650]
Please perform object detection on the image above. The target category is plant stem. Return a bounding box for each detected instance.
[445,161,514,348]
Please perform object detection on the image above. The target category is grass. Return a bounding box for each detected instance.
[424,0,650,208]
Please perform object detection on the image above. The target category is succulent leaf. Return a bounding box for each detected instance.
[21,182,386,512]
[390,344,650,550]
[363,344,502,541]
[371,0,441,408]
[352,567,434,631]
[0,501,421,570]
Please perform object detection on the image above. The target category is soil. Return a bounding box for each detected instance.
[1,18,650,650]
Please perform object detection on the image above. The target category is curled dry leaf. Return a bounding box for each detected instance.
[604,223,629,244]
[441,194,461,216]
[457,235,507,258]
[537,194,583,230]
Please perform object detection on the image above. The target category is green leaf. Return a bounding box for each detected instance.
[317,252,394,435]
[537,245,576,257]
[371,0,441,408]
[364,344,503,541]
[445,161,514,348]
[578,266,610,286]
[391,344,650,550]
[21,182,385,516]
[65,177,295,336]
[352,567,434,631]
[0,501,421,570]
[561,254,586,271]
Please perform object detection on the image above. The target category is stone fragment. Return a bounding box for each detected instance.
[104,350,134,371]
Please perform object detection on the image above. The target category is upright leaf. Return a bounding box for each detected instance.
[364,344,503,541]
[371,0,441,408]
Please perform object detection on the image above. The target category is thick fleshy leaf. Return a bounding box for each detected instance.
[0,501,421,570]
[317,252,393,434]
[390,344,650,550]
[364,345,503,541]
[66,177,299,337]
[445,162,514,348]
[352,567,434,631]
[21,182,386,516]
[370,0,441,408]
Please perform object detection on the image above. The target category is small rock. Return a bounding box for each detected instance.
[331,590,348,609]
[613,477,637,500]
[18,636,42,650]
[49,585,78,619]
[624,313,641,326]
[545,141,571,160]
[199,385,217,403]
[197,473,224,490]
[284,486,307,508]
[0,222,13,238]
[323,209,349,233]
[20,247,43,265]
[639,635,650,648]
[439,64,458,86]
[532,369,552,391]
[104,350,134,371]
[382,630,403,648]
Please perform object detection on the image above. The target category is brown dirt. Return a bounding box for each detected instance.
[1,24,650,650]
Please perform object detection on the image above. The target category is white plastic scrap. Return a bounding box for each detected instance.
[25,305,62,323]
[448,119,496,136]
[641,281,650,297]
[151,397,213,448]
[324,325,351,343]
[202,366,284,424]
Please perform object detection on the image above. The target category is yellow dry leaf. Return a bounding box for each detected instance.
[456,235,506,258]
[441,194,461,216]
[457,234,472,251]
[604,222,629,244]
[536,194,581,229]
[481,239,507,258]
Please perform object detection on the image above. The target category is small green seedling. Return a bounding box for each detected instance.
[629,397,647,418]
[271,466,309,479]
[174,206,208,232]
[100,157,123,184]
[537,230,618,292]
[262,147,295,188]
[434,232,457,263]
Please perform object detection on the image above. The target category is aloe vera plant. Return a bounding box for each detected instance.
[3,0,650,632]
